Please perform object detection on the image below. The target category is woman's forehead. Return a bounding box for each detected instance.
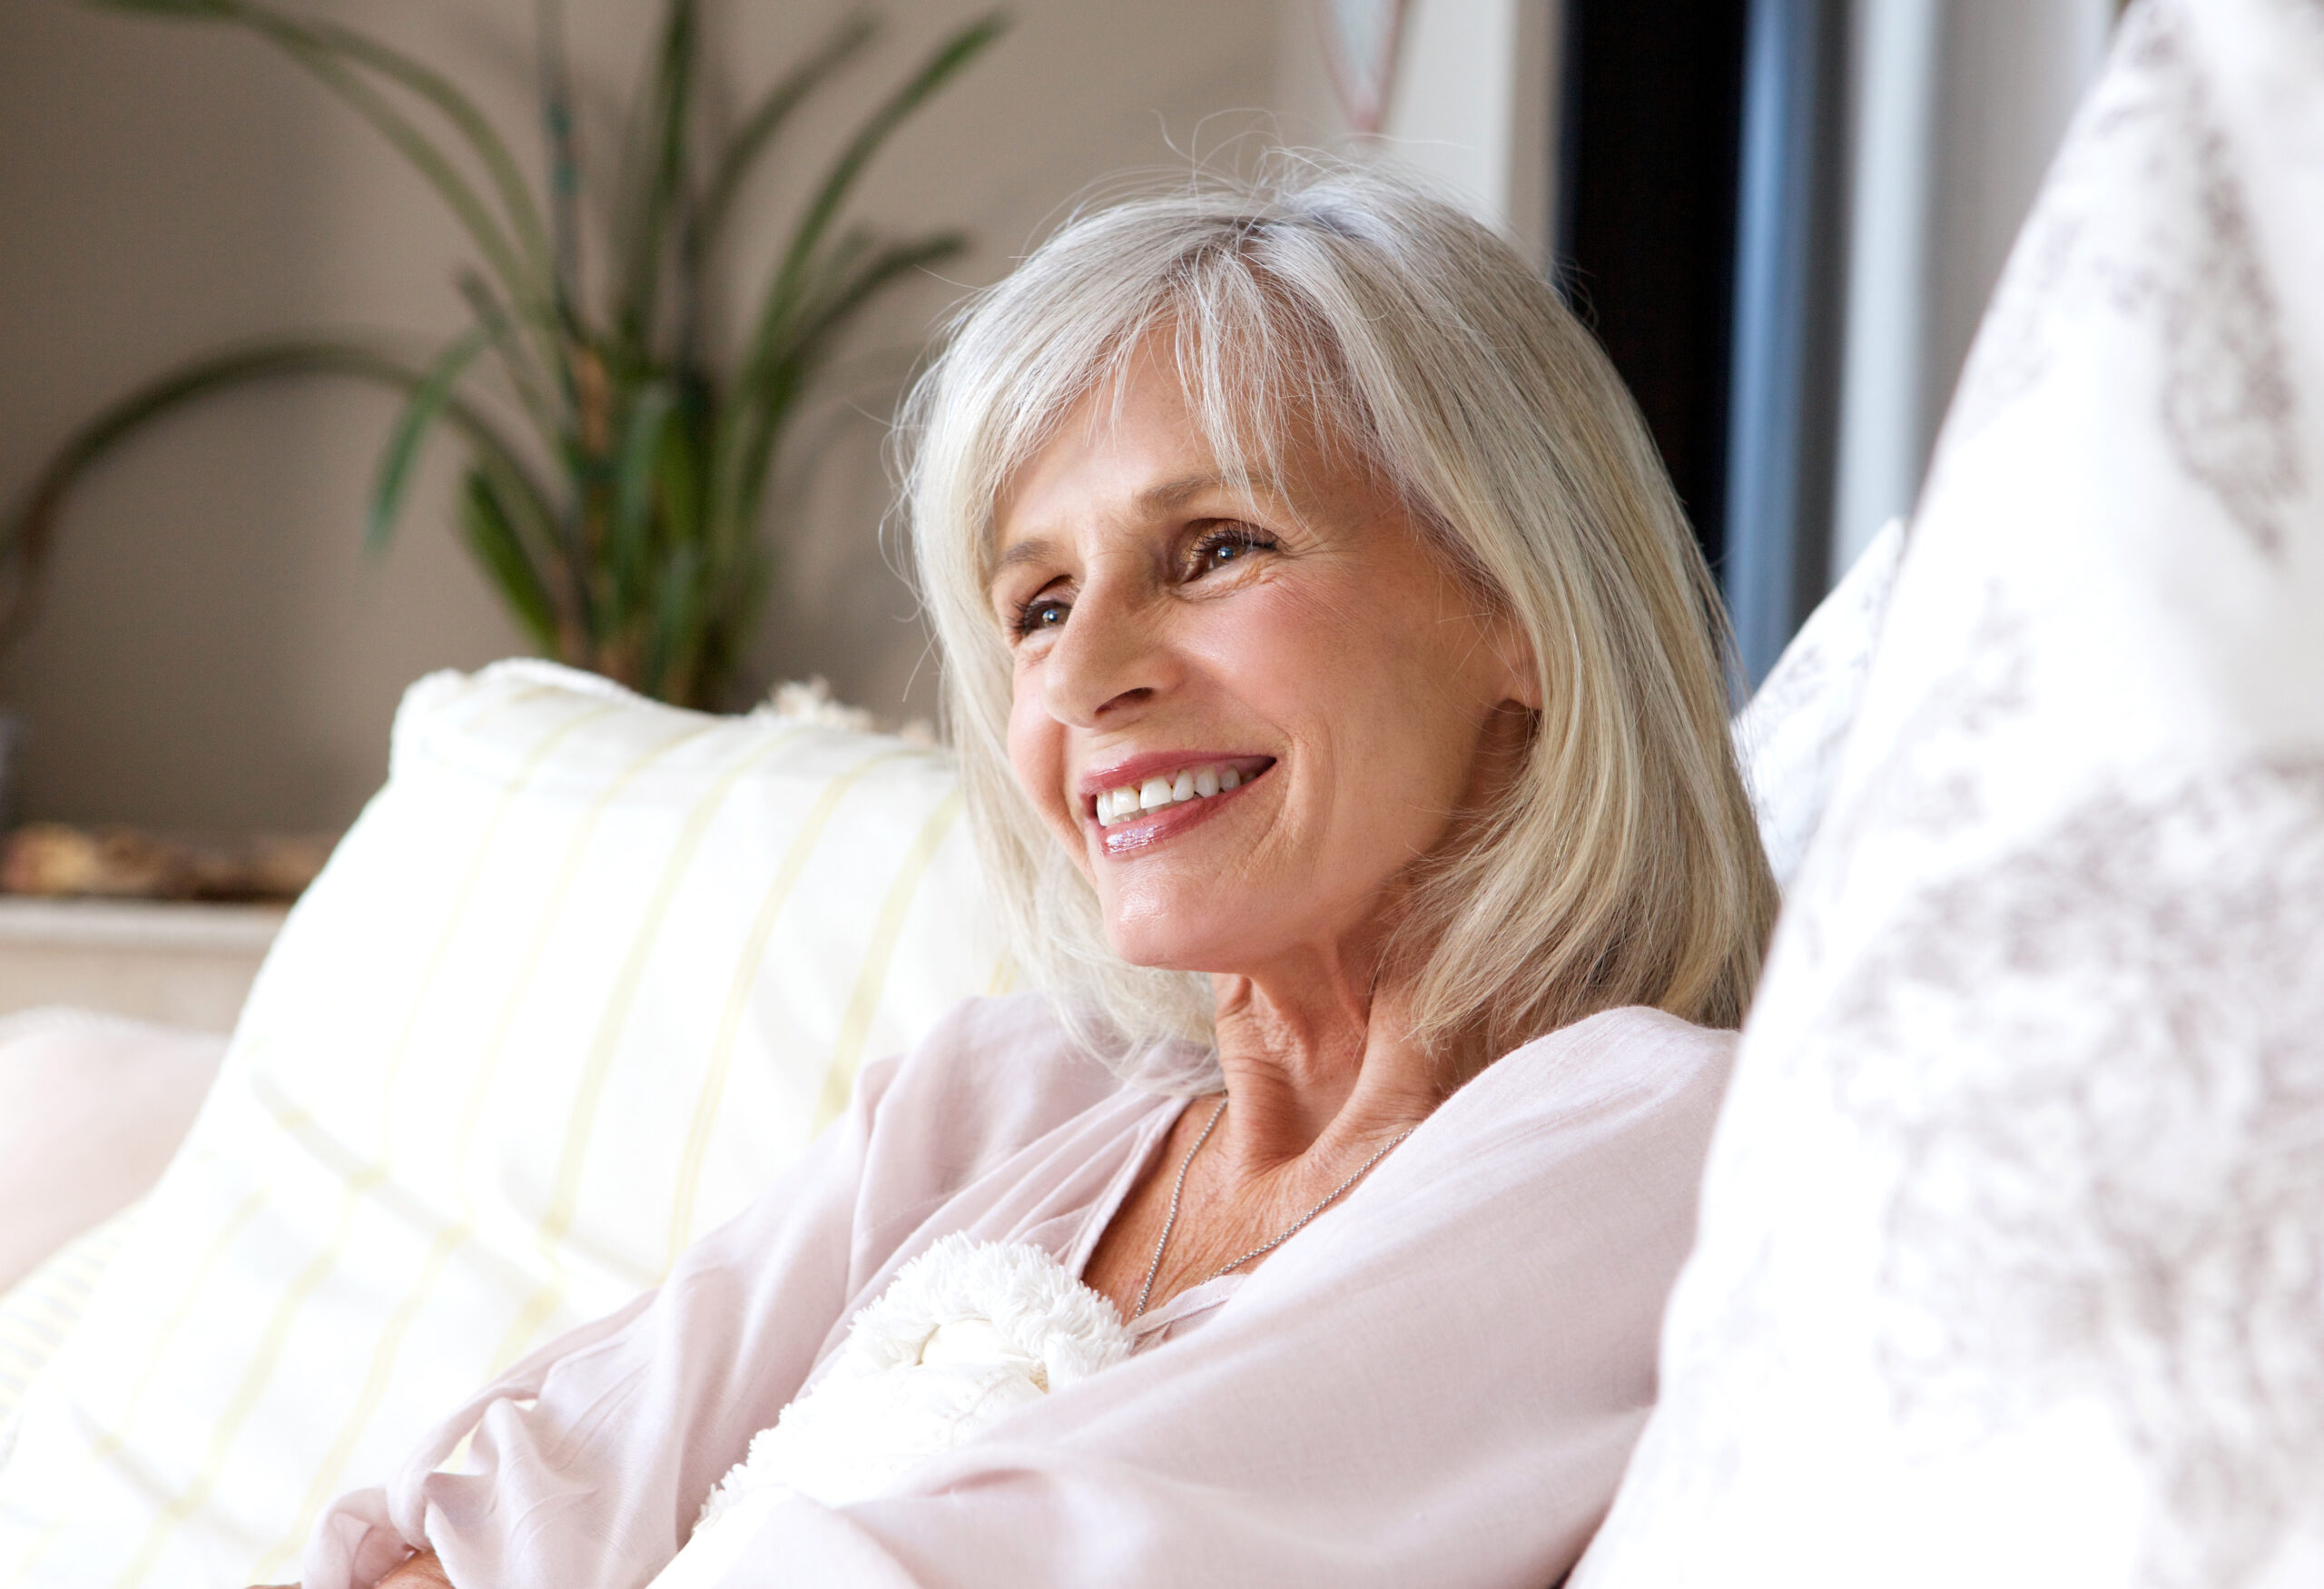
[990,467,1283,576]
[987,357,1357,554]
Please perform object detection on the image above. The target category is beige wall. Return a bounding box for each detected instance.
[0,0,1276,833]
[1273,0,1558,266]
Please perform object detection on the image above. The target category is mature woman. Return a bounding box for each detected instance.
[301,164,1777,1589]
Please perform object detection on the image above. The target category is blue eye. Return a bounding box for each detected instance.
[1189,524,1276,576]
[1012,597,1069,637]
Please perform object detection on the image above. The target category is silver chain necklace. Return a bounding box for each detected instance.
[1129,1095,1418,1319]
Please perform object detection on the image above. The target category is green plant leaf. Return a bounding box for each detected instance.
[757,14,1004,350]
[456,269,563,448]
[535,0,584,338]
[645,538,703,703]
[610,0,696,361]
[709,226,847,557]
[724,231,963,538]
[278,8,552,280]
[369,329,490,552]
[470,446,570,624]
[691,11,879,262]
[712,15,999,539]
[0,337,560,655]
[792,231,966,366]
[704,539,773,698]
[458,467,560,651]
[611,382,676,597]
[649,391,707,629]
[44,0,1009,709]
[658,393,706,549]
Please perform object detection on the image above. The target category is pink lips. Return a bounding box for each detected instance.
[1077,751,1274,806]
[1081,755,1276,856]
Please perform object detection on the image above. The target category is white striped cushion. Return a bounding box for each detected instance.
[0,661,1005,1588]
[0,1203,142,1459]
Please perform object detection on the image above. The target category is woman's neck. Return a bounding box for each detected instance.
[1079,951,1484,1319]
[1205,960,1480,1171]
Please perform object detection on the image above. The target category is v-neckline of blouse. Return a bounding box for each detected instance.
[1057,1092,1249,1351]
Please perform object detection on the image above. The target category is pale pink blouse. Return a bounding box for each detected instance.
[303,994,1734,1589]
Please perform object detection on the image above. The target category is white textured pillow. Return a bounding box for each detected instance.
[1730,518,1905,889]
[1577,2,2324,1584]
[0,661,1004,1589]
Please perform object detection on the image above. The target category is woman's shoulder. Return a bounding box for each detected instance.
[853,992,1154,1165]
[1435,1005,1739,1160]
[1524,1003,1748,1078]
[882,992,1120,1093]
[1237,1008,1738,1339]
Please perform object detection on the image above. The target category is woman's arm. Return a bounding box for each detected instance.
[296,1046,904,1589]
[299,995,1109,1589]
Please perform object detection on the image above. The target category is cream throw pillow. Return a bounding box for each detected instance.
[0,661,1005,1589]
[0,1010,227,1297]
[1575,2,2324,1584]
[0,1205,141,1458]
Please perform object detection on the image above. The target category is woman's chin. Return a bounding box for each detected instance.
[1104,938,1216,975]
[1100,917,1262,978]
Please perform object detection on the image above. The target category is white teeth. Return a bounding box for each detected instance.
[1098,763,1254,826]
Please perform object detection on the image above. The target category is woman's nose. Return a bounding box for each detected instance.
[1040,578,1176,727]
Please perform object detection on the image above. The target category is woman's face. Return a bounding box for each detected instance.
[990,349,1539,982]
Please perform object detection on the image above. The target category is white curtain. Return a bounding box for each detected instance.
[1827,0,2115,578]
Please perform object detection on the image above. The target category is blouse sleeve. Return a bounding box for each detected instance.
[299,1047,900,1589]
[675,1011,1735,1589]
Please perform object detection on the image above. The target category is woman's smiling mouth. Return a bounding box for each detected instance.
[1082,755,1275,854]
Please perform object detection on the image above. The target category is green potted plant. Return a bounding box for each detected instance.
[0,0,1001,709]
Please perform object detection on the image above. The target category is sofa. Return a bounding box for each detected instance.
[5,0,2319,1582]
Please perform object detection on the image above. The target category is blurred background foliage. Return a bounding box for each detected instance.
[0,0,1001,708]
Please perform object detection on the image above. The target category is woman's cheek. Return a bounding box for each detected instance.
[1005,676,1078,843]
[1184,579,1336,697]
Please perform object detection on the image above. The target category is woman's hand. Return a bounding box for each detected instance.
[245,1551,450,1589]
[378,1552,453,1589]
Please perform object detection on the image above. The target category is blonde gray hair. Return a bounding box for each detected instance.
[903,163,1777,1090]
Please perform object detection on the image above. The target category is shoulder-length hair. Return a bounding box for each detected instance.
[902,162,1777,1092]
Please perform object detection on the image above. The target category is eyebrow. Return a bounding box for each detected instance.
[1137,471,1246,512]
[990,537,1056,580]
[986,471,1285,588]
